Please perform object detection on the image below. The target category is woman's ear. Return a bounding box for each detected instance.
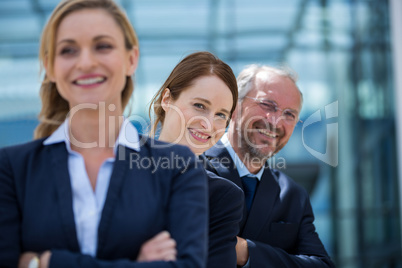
[126,46,139,76]
[161,88,171,112]
[43,56,55,82]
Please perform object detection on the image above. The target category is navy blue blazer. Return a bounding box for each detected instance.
[0,137,208,268]
[205,170,243,268]
[204,142,335,268]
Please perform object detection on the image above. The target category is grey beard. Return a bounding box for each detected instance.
[239,132,273,162]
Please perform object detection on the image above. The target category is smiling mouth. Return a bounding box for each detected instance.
[189,129,211,141]
[74,76,106,86]
[257,128,278,138]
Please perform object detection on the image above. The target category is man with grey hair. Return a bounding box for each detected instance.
[204,65,335,267]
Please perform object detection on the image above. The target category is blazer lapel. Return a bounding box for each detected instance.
[205,143,244,187]
[97,145,129,256]
[241,166,280,239]
[49,143,80,251]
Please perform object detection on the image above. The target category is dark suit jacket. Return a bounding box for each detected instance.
[206,170,243,268]
[204,142,335,268]
[0,137,208,268]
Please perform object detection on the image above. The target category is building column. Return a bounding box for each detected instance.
[389,0,402,255]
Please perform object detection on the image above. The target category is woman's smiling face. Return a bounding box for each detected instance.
[160,75,233,155]
[50,8,138,111]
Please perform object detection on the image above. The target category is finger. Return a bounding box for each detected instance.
[156,238,176,249]
[163,253,177,261]
[151,231,171,242]
[160,248,177,261]
[150,238,176,254]
[142,232,170,248]
[139,246,176,262]
[143,239,173,253]
[18,252,38,268]
[137,234,176,262]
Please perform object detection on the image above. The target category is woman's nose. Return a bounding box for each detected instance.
[77,49,96,70]
[199,115,211,129]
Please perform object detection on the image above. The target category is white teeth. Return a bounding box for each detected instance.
[75,77,105,85]
[190,129,209,140]
[258,129,277,138]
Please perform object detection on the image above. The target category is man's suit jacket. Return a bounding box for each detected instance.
[206,170,243,268]
[204,142,335,268]
[0,137,208,268]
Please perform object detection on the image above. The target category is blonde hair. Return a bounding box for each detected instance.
[149,51,238,136]
[34,0,139,139]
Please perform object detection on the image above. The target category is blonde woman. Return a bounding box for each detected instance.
[0,1,208,267]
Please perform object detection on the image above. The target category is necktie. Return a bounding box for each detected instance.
[241,175,258,212]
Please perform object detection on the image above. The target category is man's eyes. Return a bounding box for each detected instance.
[259,102,276,111]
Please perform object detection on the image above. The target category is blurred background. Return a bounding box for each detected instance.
[0,0,401,267]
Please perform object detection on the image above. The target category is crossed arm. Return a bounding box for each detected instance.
[19,231,177,268]
[0,147,208,268]
[234,202,335,268]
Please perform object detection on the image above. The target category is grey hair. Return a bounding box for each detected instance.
[237,64,303,109]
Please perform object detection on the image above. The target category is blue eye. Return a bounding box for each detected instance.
[194,103,205,109]
[216,113,227,120]
[284,110,296,121]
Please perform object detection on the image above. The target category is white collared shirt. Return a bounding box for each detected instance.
[220,133,264,181]
[43,118,140,256]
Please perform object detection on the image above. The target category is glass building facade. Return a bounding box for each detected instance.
[0,0,401,267]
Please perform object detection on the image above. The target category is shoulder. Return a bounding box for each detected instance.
[0,139,51,184]
[203,141,228,159]
[206,170,241,192]
[0,138,48,161]
[202,146,234,174]
[206,170,243,203]
[271,168,309,198]
[140,135,195,158]
[138,136,206,181]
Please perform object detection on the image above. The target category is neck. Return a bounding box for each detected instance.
[158,129,169,143]
[69,107,123,152]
